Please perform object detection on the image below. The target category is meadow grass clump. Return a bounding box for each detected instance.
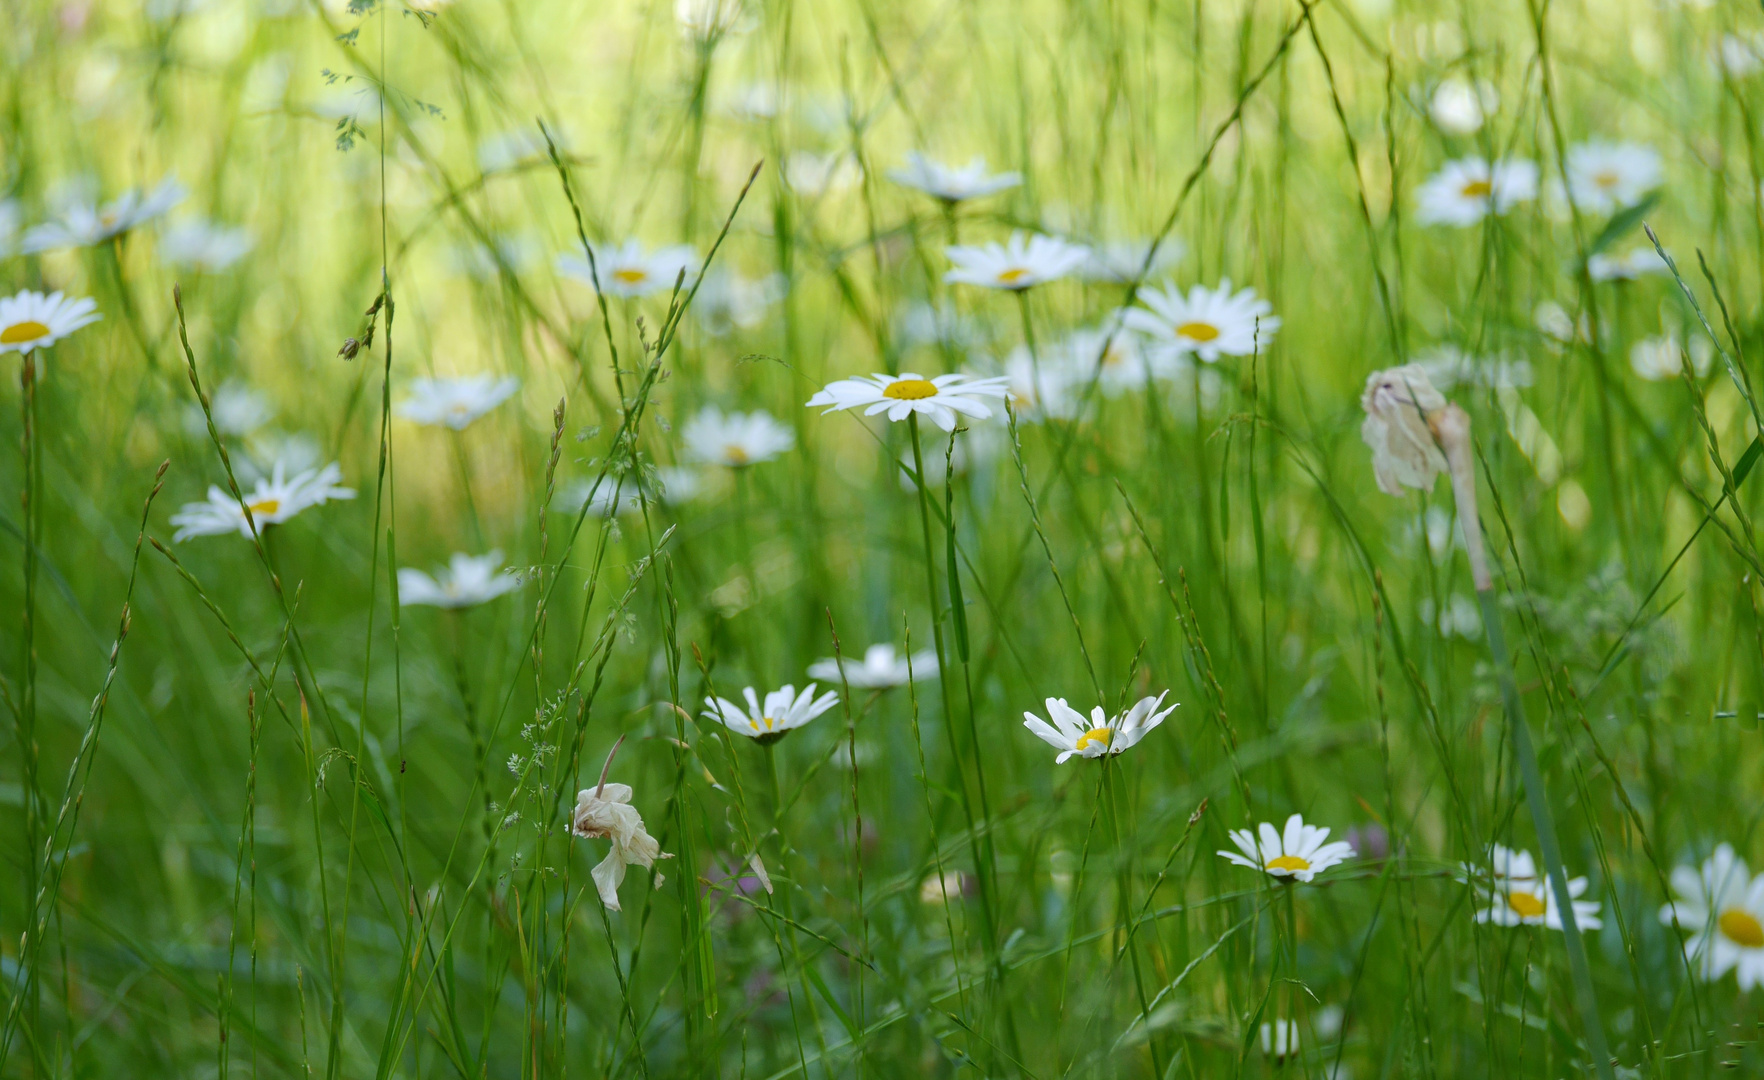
[6,0,1764,1076]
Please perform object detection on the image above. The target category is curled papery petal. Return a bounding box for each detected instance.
[1360,364,1449,496]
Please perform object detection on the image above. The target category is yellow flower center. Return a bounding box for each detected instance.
[883,378,939,400]
[995,267,1031,285]
[1460,179,1493,198]
[613,268,648,285]
[1505,889,1547,918]
[1073,727,1112,751]
[749,716,776,732]
[1176,321,1220,343]
[1593,170,1620,190]
[1,321,51,345]
[247,498,281,518]
[1720,908,1764,949]
[1266,855,1312,873]
[724,444,750,465]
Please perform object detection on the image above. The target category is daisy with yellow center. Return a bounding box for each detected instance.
[681,405,794,468]
[1414,157,1538,227]
[557,240,699,300]
[1123,279,1280,364]
[944,230,1090,292]
[170,460,356,541]
[396,374,520,431]
[21,176,185,253]
[1021,692,1177,764]
[702,684,840,746]
[806,371,1011,432]
[1661,843,1764,988]
[0,290,102,355]
[1461,844,1602,931]
[888,152,1021,204]
[1564,141,1661,213]
[1218,814,1354,883]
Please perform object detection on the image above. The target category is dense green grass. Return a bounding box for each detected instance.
[5,0,1764,1075]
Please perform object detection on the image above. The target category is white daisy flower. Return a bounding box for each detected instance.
[1660,844,1764,988]
[398,551,521,609]
[692,269,786,335]
[896,301,986,349]
[185,380,273,438]
[1630,333,1713,381]
[1412,345,1532,392]
[806,644,938,689]
[170,461,355,541]
[1587,245,1669,282]
[1218,814,1355,883]
[1414,158,1538,226]
[680,406,794,467]
[783,151,863,197]
[572,781,671,912]
[1003,348,1085,422]
[1462,844,1602,931]
[397,374,520,430]
[888,152,1022,203]
[806,371,1012,432]
[1077,238,1185,283]
[1123,279,1280,363]
[1021,692,1177,763]
[1429,76,1499,135]
[0,290,102,355]
[158,219,255,271]
[1061,322,1165,394]
[944,231,1090,291]
[702,684,840,744]
[1564,141,1662,213]
[557,241,699,299]
[21,176,185,252]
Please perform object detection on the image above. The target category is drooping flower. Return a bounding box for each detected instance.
[1124,279,1279,363]
[170,461,355,541]
[397,374,520,430]
[944,231,1090,291]
[806,644,938,689]
[888,153,1021,203]
[21,176,185,252]
[680,406,794,467]
[398,551,521,609]
[157,218,255,271]
[1429,76,1499,135]
[0,290,102,355]
[1359,364,1449,496]
[557,241,699,299]
[806,371,1011,432]
[1217,814,1355,883]
[1415,158,1538,226]
[1461,844,1602,931]
[1660,843,1764,988]
[702,684,840,744]
[1021,692,1177,763]
[1564,141,1662,213]
[572,782,671,912]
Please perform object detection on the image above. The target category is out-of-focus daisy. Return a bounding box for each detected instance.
[449,234,541,281]
[185,380,273,438]
[563,477,648,518]
[1021,692,1177,763]
[1429,76,1499,135]
[888,153,1021,203]
[1413,345,1533,392]
[783,151,862,197]
[806,644,938,689]
[693,269,786,334]
[1058,323,1162,396]
[0,200,20,256]
[675,0,748,39]
[719,82,779,121]
[680,406,794,467]
[1630,333,1713,380]
[1415,158,1538,226]
[1001,347,1084,422]
[1718,32,1764,78]
[1260,1019,1299,1060]
[807,371,1011,432]
[896,301,986,349]
[477,128,565,173]
[1124,279,1279,363]
[702,684,839,744]
[170,461,354,541]
[1564,141,1662,213]
[1660,843,1764,988]
[397,374,520,430]
[1587,246,1669,282]
[1534,300,1591,346]
[944,231,1090,291]
[1360,364,1448,497]
[158,218,255,271]
[1077,237,1184,283]
[22,176,184,252]
[653,466,705,505]
[243,431,320,481]
[1462,844,1602,931]
[399,551,521,608]
[557,241,699,300]
[1218,814,1355,883]
[0,290,101,354]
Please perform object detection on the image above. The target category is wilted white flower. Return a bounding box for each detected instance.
[1415,158,1538,226]
[693,269,786,334]
[681,406,794,467]
[397,374,519,430]
[1564,141,1662,213]
[1124,279,1279,362]
[22,176,184,252]
[944,231,1090,291]
[1429,76,1498,135]
[1077,238,1184,283]
[1359,364,1449,496]
[784,151,862,197]
[806,644,938,689]
[1630,333,1713,380]
[1021,692,1177,763]
[1218,814,1355,883]
[702,684,840,743]
[888,153,1021,203]
[1660,844,1764,988]
[558,241,699,299]
[1462,844,1602,931]
[807,371,1012,432]
[1587,246,1668,282]
[171,461,355,541]
[0,290,101,354]
[158,219,254,271]
[398,551,521,608]
[572,782,671,912]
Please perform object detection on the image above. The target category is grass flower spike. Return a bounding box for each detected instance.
[170,461,355,541]
[703,684,839,744]
[1124,279,1279,362]
[0,290,101,354]
[398,552,520,608]
[944,230,1089,290]
[397,374,520,430]
[807,371,1010,431]
[806,644,937,688]
[571,782,671,912]
[1415,157,1538,226]
[558,241,698,299]
[1660,844,1764,987]
[888,152,1021,203]
[681,406,794,467]
[1021,692,1177,763]
[1463,845,1602,931]
[1218,814,1354,882]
